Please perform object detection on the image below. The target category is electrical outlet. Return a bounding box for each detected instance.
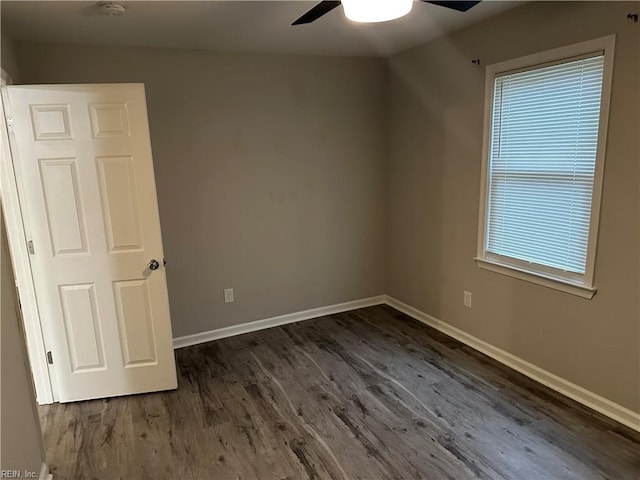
[224,288,234,303]
[464,291,472,308]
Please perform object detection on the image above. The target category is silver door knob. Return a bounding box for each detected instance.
[148,259,160,270]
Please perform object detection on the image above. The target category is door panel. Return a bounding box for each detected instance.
[30,103,73,140]
[89,103,130,138]
[97,155,144,252]
[7,84,177,402]
[38,157,88,256]
[59,283,106,372]
[113,279,157,367]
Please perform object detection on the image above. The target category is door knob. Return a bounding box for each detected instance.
[148,259,160,271]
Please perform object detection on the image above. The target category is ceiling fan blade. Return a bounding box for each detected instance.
[422,1,481,12]
[292,1,342,25]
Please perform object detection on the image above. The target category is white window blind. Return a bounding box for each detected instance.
[486,54,605,276]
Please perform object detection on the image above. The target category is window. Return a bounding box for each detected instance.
[476,36,615,299]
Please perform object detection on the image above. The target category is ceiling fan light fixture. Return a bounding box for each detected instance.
[341,0,413,23]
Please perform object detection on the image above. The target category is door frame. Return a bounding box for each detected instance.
[0,77,56,404]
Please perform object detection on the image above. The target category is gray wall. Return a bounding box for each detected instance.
[1,208,46,474]
[15,44,388,338]
[1,33,44,474]
[1,32,20,82]
[386,1,639,413]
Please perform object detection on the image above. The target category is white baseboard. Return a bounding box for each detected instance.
[39,462,52,480]
[173,295,387,349]
[385,295,640,433]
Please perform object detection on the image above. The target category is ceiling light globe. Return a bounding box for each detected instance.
[342,0,414,23]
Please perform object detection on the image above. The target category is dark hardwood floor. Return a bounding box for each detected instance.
[39,305,640,480]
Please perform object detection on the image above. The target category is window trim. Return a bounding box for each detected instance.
[475,35,616,299]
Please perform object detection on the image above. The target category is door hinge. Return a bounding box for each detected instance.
[46,351,54,365]
[27,240,35,255]
[5,116,14,134]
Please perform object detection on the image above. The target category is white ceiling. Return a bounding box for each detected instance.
[1,1,523,57]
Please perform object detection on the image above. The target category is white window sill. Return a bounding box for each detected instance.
[474,257,597,299]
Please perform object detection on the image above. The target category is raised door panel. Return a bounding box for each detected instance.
[97,155,144,252]
[89,103,130,138]
[38,158,89,256]
[29,104,73,141]
[59,284,106,372]
[113,279,157,367]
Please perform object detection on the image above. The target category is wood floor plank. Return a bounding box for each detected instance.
[39,305,640,480]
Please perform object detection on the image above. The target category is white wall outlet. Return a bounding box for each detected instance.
[464,291,472,308]
[224,288,234,303]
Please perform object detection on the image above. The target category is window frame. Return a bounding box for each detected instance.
[475,35,616,299]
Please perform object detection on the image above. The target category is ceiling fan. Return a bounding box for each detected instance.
[292,1,482,25]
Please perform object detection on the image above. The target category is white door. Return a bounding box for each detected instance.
[5,84,177,402]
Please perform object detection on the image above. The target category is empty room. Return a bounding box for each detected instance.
[0,1,638,479]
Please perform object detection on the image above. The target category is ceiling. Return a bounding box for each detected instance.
[1,1,523,57]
